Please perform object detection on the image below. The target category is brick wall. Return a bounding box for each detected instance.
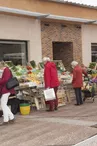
[41,22,82,67]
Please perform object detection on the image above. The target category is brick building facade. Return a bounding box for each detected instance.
[41,21,82,69]
[0,0,97,65]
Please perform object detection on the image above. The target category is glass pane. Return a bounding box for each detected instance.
[91,43,97,62]
[0,41,27,65]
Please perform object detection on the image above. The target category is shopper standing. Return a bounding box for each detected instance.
[43,57,60,111]
[0,62,15,125]
[71,61,84,106]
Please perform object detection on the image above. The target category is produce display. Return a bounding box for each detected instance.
[30,60,36,68]
[27,73,41,85]
[87,62,97,77]
[4,60,73,87]
[82,62,97,94]
[4,60,97,108]
[54,60,66,73]
[5,61,44,86]
[38,60,65,72]
[89,62,96,69]
[5,60,97,90]
[60,73,72,84]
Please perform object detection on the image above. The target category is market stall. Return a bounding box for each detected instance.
[4,61,45,110]
[4,60,73,110]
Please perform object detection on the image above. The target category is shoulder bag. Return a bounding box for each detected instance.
[6,70,19,90]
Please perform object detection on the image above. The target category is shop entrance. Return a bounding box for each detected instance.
[53,42,73,71]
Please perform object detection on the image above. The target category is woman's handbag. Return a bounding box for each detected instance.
[44,88,56,101]
[6,77,19,90]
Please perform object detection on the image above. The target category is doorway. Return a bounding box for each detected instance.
[53,42,73,71]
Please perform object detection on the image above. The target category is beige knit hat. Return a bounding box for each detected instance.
[43,57,50,62]
[71,61,78,68]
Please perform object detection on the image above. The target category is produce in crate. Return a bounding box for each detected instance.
[30,60,36,68]
[5,61,14,68]
[38,62,44,69]
[54,60,66,73]
[27,73,40,85]
[89,62,96,69]
[26,66,32,70]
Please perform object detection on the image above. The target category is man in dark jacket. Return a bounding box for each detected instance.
[71,61,87,106]
[43,57,60,111]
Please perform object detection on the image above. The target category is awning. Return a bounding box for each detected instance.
[0,6,97,24]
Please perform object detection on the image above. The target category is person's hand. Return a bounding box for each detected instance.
[46,87,50,89]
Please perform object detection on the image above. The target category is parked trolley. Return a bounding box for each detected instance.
[82,80,96,103]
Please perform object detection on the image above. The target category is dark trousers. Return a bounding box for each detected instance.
[45,87,58,111]
[74,88,83,105]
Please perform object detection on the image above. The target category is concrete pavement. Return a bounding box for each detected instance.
[0,98,97,145]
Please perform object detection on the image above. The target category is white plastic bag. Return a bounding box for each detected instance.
[44,88,56,101]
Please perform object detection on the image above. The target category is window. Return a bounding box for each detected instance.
[91,43,97,62]
[0,40,28,65]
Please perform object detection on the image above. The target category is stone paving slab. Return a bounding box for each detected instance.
[0,98,97,146]
[0,116,97,146]
[21,115,97,126]
[29,99,97,122]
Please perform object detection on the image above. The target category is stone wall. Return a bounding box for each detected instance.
[41,22,82,66]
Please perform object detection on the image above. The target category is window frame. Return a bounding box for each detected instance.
[0,39,28,65]
[91,43,97,62]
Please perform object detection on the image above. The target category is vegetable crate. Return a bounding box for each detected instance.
[57,87,66,107]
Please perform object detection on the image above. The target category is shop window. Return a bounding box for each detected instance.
[0,40,27,65]
[91,43,97,62]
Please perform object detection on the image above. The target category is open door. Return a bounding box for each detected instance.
[53,42,73,71]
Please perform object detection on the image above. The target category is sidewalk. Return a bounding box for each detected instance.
[75,135,97,146]
[0,98,97,146]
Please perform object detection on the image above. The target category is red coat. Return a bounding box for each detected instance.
[72,65,83,88]
[0,67,15,95]
[44,62,60,88]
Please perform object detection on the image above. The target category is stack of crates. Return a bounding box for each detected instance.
[57,87,66,107]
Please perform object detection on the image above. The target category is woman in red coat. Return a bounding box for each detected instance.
[0,62,15,125]
[43,57,60,111]
[71,61,84,106]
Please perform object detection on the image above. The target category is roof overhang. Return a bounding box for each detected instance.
[47,15,97,24]
[0,6,97,24]
[0,6,50,18]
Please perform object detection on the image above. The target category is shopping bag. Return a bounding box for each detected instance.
[44,88,56,101]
